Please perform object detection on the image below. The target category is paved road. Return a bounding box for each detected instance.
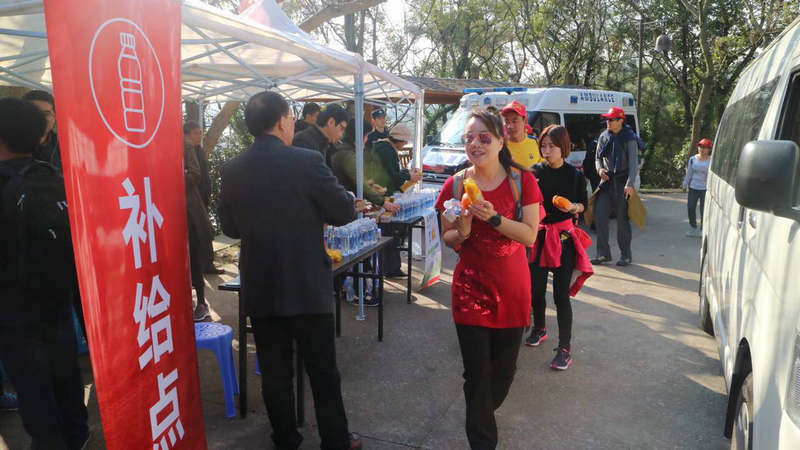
[0,193,729,449]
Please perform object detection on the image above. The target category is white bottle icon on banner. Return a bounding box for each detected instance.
[118,32,146,133]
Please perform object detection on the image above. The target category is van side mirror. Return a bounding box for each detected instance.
[735,140,799,219]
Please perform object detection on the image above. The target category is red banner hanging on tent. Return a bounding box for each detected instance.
[43,0,207,448]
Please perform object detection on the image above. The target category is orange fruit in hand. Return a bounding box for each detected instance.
[552,195,572,210]
[464,178,483,203]
[461,192,472,210]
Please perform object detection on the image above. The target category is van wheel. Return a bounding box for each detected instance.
[731,373,754,450]
[699,274,714,336]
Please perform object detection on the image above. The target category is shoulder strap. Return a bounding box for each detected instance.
[508,167,523,221]
[453,168,468,200]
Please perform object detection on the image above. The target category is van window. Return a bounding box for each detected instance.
[564,113,605,152]
[528,111,560,135]
[778,71,800,203]
[439,108,473,146]
[711,77,780,185]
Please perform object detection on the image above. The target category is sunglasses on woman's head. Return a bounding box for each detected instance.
[463,132,494,145]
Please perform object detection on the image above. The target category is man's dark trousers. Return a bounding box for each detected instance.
[594,177,632,260]
[0,304,88,450]
[251,314,350,450]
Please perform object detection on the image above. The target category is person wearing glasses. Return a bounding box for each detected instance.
[593,107,639,267]
[436,110,542,449]
[293,104,349,168]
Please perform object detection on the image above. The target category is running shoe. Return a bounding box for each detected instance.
[616,256,632,267]
[524,328,548,347]
[591,255,611,265]
[550,347,573,371]
[193,302,211,322]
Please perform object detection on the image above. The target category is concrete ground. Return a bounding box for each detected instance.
[0,193,729,449]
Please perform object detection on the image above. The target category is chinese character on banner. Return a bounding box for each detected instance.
[150,369,184,450]
[134,275,174,369]
[119,177,163,269]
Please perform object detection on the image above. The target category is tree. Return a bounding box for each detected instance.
[198,0,388,158]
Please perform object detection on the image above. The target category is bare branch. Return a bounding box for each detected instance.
[299,0,387,32]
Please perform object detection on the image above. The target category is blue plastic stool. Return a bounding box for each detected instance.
[195,323,239,418]
[72,308,89,355]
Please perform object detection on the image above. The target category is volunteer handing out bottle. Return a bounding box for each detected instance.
[435,110,542,450]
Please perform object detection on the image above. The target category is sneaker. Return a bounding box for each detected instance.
[591,255,611,265]
[0,392,18,411]
[685,226,698,237]
[352,293,380,307]
[524,328,548,347]
[616,257,632,267]
[193,302,211,322]
[691,227,703,237]
[550,347,573,370]
[349,432,363,450]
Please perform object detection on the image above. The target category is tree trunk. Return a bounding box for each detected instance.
[203,101,240,158]
[184,101,200,124]
[200,1,385,156]
[299,0,386,33]
[690,76,712,150]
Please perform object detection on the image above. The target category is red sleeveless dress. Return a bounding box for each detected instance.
[436,171,542,328]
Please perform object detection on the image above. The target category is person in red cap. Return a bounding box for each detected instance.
[592,106,639,266]
[501,101,543,168]
[681,139,712,237]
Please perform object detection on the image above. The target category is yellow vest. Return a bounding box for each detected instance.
[506,137,543,168]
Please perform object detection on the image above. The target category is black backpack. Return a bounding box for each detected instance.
[0,160,75,295]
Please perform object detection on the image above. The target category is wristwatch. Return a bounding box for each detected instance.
[488,214,502,227]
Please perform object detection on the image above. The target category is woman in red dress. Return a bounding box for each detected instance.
[435,110,542,449]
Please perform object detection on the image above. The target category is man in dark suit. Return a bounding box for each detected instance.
[218,91,361,450]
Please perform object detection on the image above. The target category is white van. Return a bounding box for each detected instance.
[699,17,800,449]
[421,87,639,185]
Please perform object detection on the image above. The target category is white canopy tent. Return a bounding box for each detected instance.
[0,0,425,201]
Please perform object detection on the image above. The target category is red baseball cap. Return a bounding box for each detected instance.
[601,107,626,120]
[501,101,527,118]
[697,138,713,148]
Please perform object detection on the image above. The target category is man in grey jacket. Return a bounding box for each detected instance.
[593,107,639,267]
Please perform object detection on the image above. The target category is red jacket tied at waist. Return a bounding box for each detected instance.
[530,218,594,296]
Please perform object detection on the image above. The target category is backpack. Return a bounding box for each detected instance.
[453,167,524,221]
[0,160,75,295]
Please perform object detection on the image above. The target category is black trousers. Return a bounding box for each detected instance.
[687,188,706,228]
[0,304,88,450]
[594,179,632,260]
[531,235,576,350]
[455,324,524,450]
[251,314,350,450]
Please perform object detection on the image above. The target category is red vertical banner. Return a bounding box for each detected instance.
[43,1,207,448]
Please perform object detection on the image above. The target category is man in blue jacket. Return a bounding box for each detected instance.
[218,91,361,450]
[593,107,639,267]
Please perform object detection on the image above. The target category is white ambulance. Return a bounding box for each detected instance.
[421,87,640,185]
[699,17,800,449]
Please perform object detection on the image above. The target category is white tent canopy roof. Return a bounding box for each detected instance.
[0,0,421,104]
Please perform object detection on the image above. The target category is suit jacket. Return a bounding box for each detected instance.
[184,142,214,252]
[293,125,335,167]
[218,135,356,317]
[190,143,212,207]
